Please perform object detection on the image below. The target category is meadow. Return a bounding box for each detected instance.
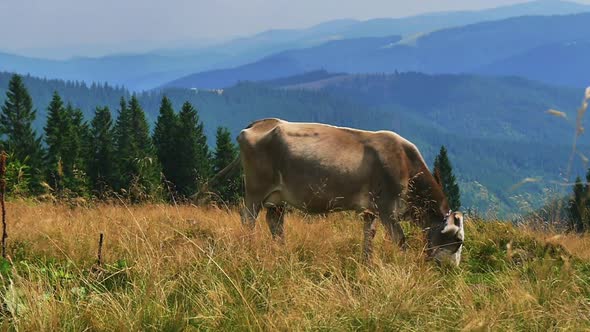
[0,202,587,331]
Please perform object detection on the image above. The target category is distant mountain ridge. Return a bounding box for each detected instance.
[197,0,590,65]
[165,36,403,89]
[166,12,590,89]
[476,40,590,87]
[2,0,589,91]
[0,51,226,92]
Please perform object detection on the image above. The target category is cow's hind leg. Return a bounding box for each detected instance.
[362,211,377,263]
[241,199,262,229]
[266,204,286,242]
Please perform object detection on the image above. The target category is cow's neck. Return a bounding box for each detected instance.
[406,166,450,228]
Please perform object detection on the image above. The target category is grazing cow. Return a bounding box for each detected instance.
[211,118,464,265]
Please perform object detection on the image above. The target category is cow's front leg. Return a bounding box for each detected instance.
[379,203,407,250]
[241,199,261,229]
[383,221,407,250]
[362,211,377,262]
[266,205,286,242]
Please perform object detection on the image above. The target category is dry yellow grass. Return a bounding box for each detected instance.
[0,201,588,331]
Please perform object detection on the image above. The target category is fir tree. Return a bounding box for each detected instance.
[113,97,131,190]
[569,176,586,233]
[0,74,44,193]
[44,91,67,192]
[44,98,89,196]
[88,107,116,196]
[153,96,179,194]
[64,104,90,195]
[115,96,160,200]
[433,145,461,211]
[128,96,154,157]
[212,127,241,204]
[174,101,211,198]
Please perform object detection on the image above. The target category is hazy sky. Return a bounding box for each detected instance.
[1,0,589,58]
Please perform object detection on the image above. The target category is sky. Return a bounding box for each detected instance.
[1,0,589,58]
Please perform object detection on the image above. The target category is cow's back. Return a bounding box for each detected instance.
[238,119,415,213]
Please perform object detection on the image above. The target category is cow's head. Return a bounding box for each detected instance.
[426,210,464,266]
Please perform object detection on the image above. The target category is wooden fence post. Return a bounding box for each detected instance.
[0,151,7,259]
[97,233,104,266]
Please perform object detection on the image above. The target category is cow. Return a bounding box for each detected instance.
[208,118,465,266]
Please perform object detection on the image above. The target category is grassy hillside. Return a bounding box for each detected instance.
[0,202,588,330]
[169,13,590,89]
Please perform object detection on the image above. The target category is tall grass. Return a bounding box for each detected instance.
[0,202,587,330]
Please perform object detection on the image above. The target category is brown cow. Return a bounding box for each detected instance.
[213,118,464,265]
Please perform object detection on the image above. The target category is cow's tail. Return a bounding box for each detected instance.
[194,154,241,202]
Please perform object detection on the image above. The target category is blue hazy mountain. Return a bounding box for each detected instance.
[476,41,590,88]
[202,0,590,68]
[166,12,590,89]
[2,0,589,91]
[320,0,589,38]
[165,36,403,89]
[0,51,226,91]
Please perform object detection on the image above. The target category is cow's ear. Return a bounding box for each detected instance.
[441,212,461,235]
[452,212,463,228]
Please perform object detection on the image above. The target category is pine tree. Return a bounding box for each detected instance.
[88,107,116,197]
[153,96,179,194]
[174,101,211,198]
[433,145,461,211]
[128,96,153,157]
[0,74,44,193]
[64,104,90,195]
[44,98,89,196]
[44,91,67,192]
[115,96,160,200]
[45,97,88,196]
[569,176,586,233]
[113,97,132,190]
[212,127,241,204]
